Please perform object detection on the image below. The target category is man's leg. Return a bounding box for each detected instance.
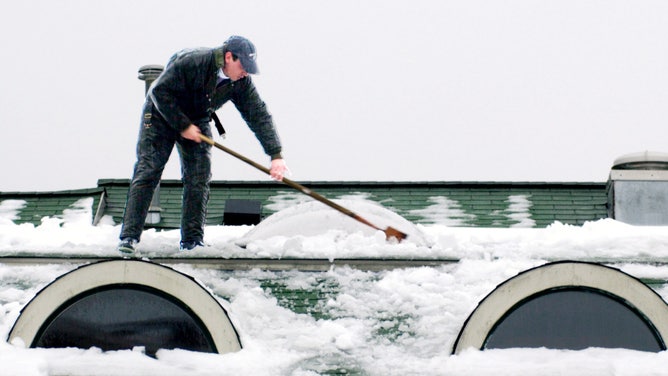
[177,125,212,244]
[120,116,175,242]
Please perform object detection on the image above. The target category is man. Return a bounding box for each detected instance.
[118,35,287,253]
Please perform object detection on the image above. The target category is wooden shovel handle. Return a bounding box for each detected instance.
[199,135,408,241]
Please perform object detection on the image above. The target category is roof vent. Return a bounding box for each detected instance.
[612,151,668,171]
[608,151,668,225]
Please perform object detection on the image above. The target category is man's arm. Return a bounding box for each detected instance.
[231,77,283,157]
[230,77,287,180]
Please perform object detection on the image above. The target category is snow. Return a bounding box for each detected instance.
[2,198,668,375]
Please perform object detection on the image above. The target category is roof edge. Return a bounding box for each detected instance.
[97,178,606,189]
[0,187,105,197]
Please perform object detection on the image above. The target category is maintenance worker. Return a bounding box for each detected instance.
[118,35,287,253]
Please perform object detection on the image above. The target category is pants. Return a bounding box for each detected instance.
[120,103,212,243]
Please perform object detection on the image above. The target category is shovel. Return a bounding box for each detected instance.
[200,135,408,242]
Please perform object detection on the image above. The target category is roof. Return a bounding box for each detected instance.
[0,180,635,375]
[0,179,609,228]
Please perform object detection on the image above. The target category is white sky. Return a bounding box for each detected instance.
[1,0,668,191]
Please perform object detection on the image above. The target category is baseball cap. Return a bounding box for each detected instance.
[224,35,259,74]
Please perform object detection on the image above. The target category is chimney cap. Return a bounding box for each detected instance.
[138,65,164,81]
[612,151,668,170]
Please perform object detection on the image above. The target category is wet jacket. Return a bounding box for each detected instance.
[148,47,282,158]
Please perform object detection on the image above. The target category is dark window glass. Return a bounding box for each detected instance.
[33,286,215,357]
[484,288,664,352]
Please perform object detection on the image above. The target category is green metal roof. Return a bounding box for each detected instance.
[0,188,105,225]
[1,179,609,228]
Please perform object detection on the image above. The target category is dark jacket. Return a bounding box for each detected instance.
[148,47,282,158]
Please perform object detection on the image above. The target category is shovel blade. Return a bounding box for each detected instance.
[384,226,408,242]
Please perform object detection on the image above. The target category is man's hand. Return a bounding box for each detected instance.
[270,158,288,181]
[181,124,202,142]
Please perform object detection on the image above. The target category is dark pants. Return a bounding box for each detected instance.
[120,103,212,243]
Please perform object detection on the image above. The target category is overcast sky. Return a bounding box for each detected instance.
[2,0,667,191]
